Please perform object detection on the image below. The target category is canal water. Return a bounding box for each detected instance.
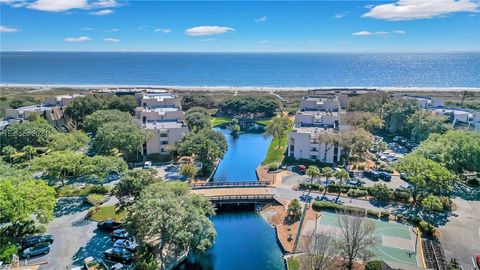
[212,126,272,182]
[178,126,284,270]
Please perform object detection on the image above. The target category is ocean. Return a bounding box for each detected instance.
[1,52,479,88]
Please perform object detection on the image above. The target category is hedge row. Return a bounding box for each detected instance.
[312,201,366,216]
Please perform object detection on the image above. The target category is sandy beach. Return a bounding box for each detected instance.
[1,83,480,92]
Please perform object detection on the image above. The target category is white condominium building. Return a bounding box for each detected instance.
[137,92,181,108]
[294,111,341,128]
[299,94,348,111]
[288,126,346,164]
[141,121,188,155]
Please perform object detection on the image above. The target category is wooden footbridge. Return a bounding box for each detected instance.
[190,181,277,205]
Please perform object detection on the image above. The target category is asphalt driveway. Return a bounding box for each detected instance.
[26,197,113,270]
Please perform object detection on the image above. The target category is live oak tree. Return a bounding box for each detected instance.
[81,155,127,182]
[394,154,455,203]
[0,119,55,149]
[382,99,419,135]
[1,146,16,165]
[126,182,215,270]
[337,128,372,169]
[113,170,159,208]
[336,214,378,270]
[176,129,227,176]
[83,109,133,134]
[265,116,292,149]
[94,121,151,160]
[21,145,37,161]
[181,94,214,110]
[413,130,480,174]
[31,151,84,186]
[404,110,449,143]
[370,183,393,202]
[185,111,211,131]
[47,130,90,151]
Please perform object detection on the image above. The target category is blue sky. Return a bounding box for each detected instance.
[1,0,479,52]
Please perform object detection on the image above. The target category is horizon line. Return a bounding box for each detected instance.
[2,50,480,54]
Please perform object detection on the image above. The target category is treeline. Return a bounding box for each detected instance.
[347,93,451,143]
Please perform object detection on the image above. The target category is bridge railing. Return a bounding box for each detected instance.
[207,194,275,202]
[190,181,270,189]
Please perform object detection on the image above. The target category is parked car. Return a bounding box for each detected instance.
[97,220,122,232]
[400,173,409,181]
[111,263,128,270]
[363,170,380,181]
[114,239,138,252]
[84,257,108,270]
[293,165,307,174]
[18,234,54,250]
[104,247,134,264]
[347,179,361,187]
[393,136,403,142]
[378,172,392,181]
[323,179,334,186]
[143,161,152,169]
[112,229,130,241]
[20,243,50,258]
[476,255,480,268]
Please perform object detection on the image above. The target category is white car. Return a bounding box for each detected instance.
[143,161,152,169]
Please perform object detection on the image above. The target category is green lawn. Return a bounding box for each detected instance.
[287,257,300,270]
[262,127,292,165]
[210,117,232,127]
[89,205,126,222]
[255,118,272,126]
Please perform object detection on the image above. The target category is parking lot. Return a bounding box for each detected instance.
[24,197,118,270]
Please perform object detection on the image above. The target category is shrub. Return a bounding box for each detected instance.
[418,221,436,236]
[380,211,390,219]
[365,260,383,270]
[378,166,394,173]
[347,189,368,198]
[268,162,281,172]
[367,210,379,218]
[343,205,366,216]
[357,164,366,171]
[90,185,110,195]
[0,244,18,264]
[370,183,393,202]
[327,184,340,192]
[86,193,107,206]
[312,201,366,216]
[396,213,404,222]
[299,183,323,191]
[408,216,422,225]
[393,190,411,202]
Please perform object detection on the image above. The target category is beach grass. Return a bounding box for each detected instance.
[287,257,300,270]
[211,117,233,127]
[89,205,126,222]
[262,126,292,165]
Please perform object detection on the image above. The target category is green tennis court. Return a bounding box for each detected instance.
[317,212,419,266]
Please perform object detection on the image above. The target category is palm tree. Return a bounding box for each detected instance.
[306,166,320,184]
[2,146,16,165]
[334,169,349,203]
[321,167,334,199]
[22,145,37,161]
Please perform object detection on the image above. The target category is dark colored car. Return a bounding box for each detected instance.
[104,247,134,264]
[378,172,392,181]
[112,229,129,240]
[19,234,54,250]
[20,243,50,258]
[363,170,380,181]
[97,220,122,232]
[293,165,307,174]
[114,239,138,252]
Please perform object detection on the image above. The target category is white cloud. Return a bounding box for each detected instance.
[334,13,346,19]
[363,0,479,21]
[259,40,272,44]
[185,26,235,36]
[200,39,216,42]
[104,38,120,42]
[352,30,406,36]
[82,27,95,31]
[64,36,92,42]
[352,31,389,36]
[103,28,119,32]
[154,28,171,33]
[16,0,119,12]
[89,9,113,15]
[0,25,19,33]
[27,0,89,12]
[254,16,267,22]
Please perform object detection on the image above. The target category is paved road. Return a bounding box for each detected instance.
[26,197,113,270]
[439,198,480,270]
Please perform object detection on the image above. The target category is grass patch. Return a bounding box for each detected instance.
[88,205,126,222]
[287,257,300,270]
[211,117,232,127]
[255,118,272,126]
[57,184,110,197]
[262,127,292,165]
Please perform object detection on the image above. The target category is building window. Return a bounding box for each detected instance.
[310,155,317,160]
[160,133,168,137]
[311,147,317,152]
[161,141,168,145]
